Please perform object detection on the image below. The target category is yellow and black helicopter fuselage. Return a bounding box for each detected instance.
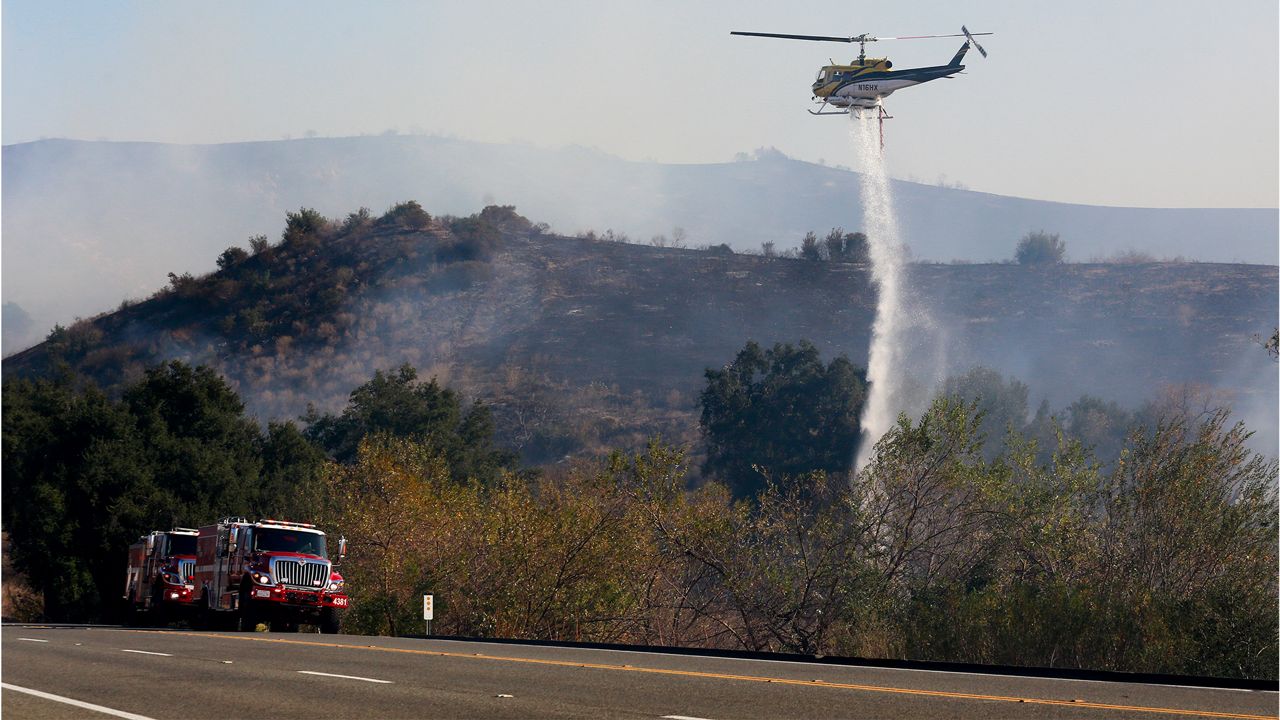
[730,27,990,117]
[810,42,971,114]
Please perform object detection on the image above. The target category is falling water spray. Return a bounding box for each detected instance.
[851,110,938,470]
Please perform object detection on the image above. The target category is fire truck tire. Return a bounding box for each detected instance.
[151,585,170,627]
[238,586,261,632]
[123,600,141,627]
[198,590,233,631]
[319,607,341,634]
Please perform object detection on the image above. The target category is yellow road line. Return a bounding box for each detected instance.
[119,630,1275,720]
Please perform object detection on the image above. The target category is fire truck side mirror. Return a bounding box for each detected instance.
[144,534,155,554]
[227,527,239,555]
[337,536,347,561]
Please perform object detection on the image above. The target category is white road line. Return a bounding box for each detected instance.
[297,670,393,684]
[1,682,158,720]
[663,715,716,720]
[120,649,173,657]
[16,638,49,643]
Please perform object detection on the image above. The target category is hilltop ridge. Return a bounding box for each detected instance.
[5,203,1276,461]
[4,135,1277,350]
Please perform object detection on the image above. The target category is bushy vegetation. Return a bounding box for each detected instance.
[2,355,1274,680]
[801,229,870,262]
[1015,230,1067,265]
[326,399,1276,679]
[25,202,517,395]
[940,365,1211,471]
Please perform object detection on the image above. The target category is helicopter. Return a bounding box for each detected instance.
[730,26,991,120]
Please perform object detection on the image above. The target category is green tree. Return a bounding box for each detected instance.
[858,397,1002,595]
[2,375,154,620]
[282,207,330,244]
[123,361,265,521]
[216,246,249,270]
[822,229,869,263]
[942,367,1030,458]
[377,201,431,230]
[1063,395,1132,469]
[799,232,822,261]
[823,229,844,261]
[1014,230,1066,265]
[304,364,516,482]
[478,205,533,234]
[843,231,870,263]
[247,234,271,255]
[1096,409,1278,677]
[699,341,868,497]
[258,421,327,520]
[341,207,373,233]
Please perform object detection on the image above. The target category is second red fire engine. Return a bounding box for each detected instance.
[123,528,199,623]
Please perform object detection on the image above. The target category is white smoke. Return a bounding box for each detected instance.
[851,111,945,469]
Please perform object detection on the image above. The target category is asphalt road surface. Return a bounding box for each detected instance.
[2,626,1276,719]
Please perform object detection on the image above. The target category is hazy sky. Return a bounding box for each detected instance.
[3,0,1277,207]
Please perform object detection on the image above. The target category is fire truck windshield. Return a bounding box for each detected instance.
[253,528,326,557]
[167,534,197,556]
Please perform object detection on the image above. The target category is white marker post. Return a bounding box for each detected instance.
[423,594,434,636]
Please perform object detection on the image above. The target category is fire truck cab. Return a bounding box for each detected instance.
[193,517,348,633]
[123,528,198,622]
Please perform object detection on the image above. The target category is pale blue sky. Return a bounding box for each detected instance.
[3,0,1277,207]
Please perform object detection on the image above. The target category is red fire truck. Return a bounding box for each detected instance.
[192,517,348,633]
[123,528,199,623]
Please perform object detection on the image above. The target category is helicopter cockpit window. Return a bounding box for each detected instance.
[815,69,829,82]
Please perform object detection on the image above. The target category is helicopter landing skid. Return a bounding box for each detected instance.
[807,101,849,116]
[811,101,893,150]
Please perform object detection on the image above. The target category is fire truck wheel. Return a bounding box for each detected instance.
[238,587,261,632]
[192,599,207,630]
[319,607,341,634]
[123,600,141,627]
[196,590,220,630]
[151,585,170,627]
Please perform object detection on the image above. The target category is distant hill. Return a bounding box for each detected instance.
[4,136,1276,352]
[5,206,1275,462]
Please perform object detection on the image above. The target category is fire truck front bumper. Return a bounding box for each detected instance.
[247,585,349,609]
[161,585,197,604]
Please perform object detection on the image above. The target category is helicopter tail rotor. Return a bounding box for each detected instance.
[961,25,988,58]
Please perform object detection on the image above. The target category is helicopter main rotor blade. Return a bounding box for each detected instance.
[730,30,992,42]
[730,31,859,43]
[877,32,992,40]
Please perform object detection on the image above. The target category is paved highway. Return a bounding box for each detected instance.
[2,625,1275,719]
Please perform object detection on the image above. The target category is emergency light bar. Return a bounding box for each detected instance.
[258,519,318,529]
